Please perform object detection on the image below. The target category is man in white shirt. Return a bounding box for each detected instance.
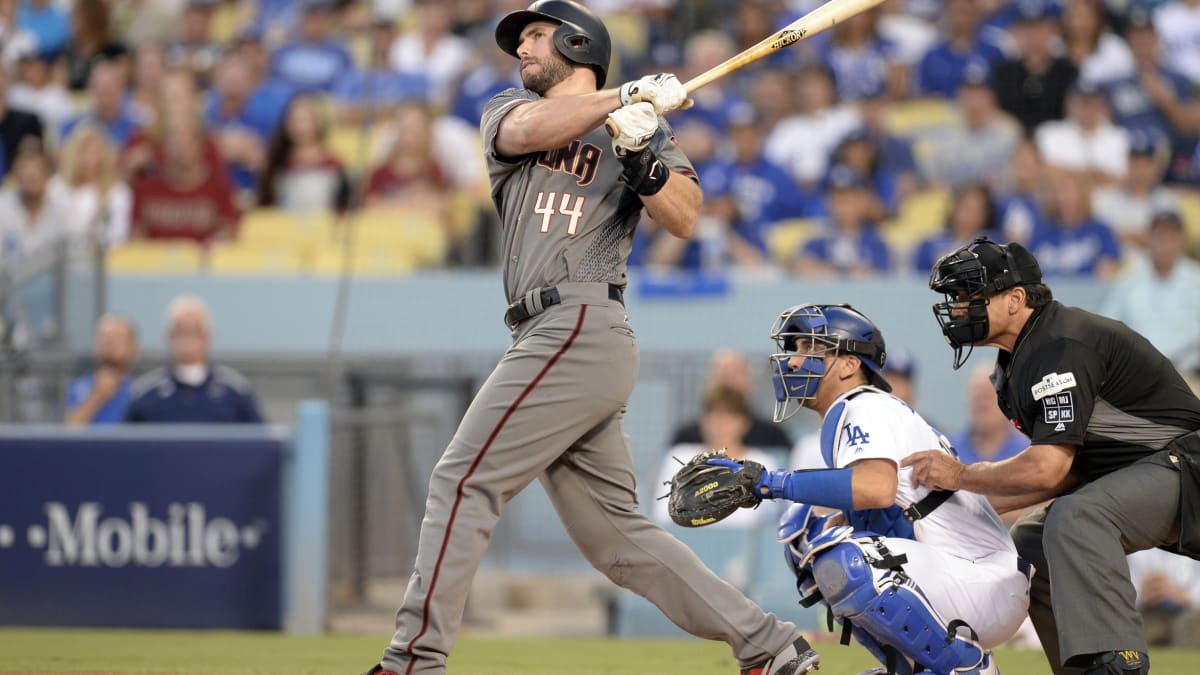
[1035,79,1130,184]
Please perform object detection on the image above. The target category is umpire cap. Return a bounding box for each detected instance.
[496,0,612,88]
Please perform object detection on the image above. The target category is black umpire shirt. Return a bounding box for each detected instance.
[992,301,1200,481]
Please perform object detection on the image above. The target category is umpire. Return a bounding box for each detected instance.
[903,237,1200,675]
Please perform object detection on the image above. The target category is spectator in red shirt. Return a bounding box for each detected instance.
[130,117,238,243]
[363,102,449,211]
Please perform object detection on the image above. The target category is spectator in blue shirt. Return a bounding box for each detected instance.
[65,313,138,426]
[60,61,139,147]
[270,0,353,94]
[1029,170,1121,277]
[917,0,1007,98]
[995,139,1049,244]
[125,296,263,424]
[1107,10,1200,182]
[950,365,1028,466]
[794,164,891,277]
[450,38,516,128]
[669,30,750,133]
[819,9,903,102]
[17,0,69,57]
[333,13,429,125]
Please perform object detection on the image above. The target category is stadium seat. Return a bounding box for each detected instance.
[106,241,204,275]
[883,188,950,253]
[207,242,305,276]
[238,208,336,265]
[348,208,448,268]
[328,124,390,174]
[766,218,821,268]
[885,99,958,136]
[310,244,418,277]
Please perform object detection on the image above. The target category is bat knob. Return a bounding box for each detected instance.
[605,118,619,138]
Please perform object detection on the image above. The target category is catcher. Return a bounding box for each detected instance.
[669,304,1030,675]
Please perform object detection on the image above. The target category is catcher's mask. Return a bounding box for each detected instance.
[769,304,890,422]
[929,237,1042,369]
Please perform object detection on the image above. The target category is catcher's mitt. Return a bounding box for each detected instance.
[667,451,765,527]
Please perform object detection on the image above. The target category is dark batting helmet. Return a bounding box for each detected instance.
[495,0,612,88]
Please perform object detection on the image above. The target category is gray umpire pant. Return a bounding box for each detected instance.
[1011,450,1182,674]
[381,285,802,674]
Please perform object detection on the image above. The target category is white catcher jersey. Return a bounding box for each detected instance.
[822,386,1017,562]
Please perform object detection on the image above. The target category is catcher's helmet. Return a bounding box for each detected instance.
[495,0,611,88]
[769,304,890,422]
[929,237,1042,369]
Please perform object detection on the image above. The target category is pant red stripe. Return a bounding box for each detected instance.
[404,305,589,673]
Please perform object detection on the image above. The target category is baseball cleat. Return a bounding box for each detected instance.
[741,636,820,675]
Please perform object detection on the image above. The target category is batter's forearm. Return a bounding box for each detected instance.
[497,90,622,156]
[643,172,701,238]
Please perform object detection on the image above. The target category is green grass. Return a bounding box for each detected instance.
[0,628,1197,673]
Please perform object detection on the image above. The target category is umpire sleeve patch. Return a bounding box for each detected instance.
[1042,392,1075,428]
[1031,372,1077,401]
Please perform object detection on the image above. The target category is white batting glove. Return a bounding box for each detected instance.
[619,73,692,115]
[607,102,659,155]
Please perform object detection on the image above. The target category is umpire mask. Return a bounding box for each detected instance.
[929,238,1042,369]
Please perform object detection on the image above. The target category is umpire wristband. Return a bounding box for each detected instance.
[618,146,670,196]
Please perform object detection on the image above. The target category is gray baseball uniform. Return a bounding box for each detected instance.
[379,88,804,673]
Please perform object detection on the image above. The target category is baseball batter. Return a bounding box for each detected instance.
[363,2,817,674]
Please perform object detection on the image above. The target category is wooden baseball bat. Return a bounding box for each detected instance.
[606,0,889,138]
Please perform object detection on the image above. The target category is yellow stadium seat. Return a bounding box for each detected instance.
[328,125,390,174]
[207,242,305,276]
[310,245,418,277]
[1170,189,1200,252]
[766,218,822,267]
[884,188,951,252]
[238,208,337,264]
[106,241,204,275]
[349,208,448,267]
[885,99,958,136]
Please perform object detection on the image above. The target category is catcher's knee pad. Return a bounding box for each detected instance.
[810,538,985,674]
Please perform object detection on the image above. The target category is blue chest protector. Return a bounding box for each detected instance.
[820,393,916,540]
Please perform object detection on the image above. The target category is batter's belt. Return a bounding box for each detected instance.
[504,282,624,329]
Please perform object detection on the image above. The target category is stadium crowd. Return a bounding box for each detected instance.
[0,0,1196,278]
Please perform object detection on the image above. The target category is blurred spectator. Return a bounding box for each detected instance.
[363,102,452,234]
[877,0,940,71]
[227,28,292,133]
[64,313,138,426]
[126,41,168,127]
[1155,0,1200,88]
[130,117,239,243]
[948,364,1026,465]
[994,139,1048,244]
[1035,79,1130,184]
[883,345,918,407]
[17,0,69,57]
[259,94,351,214]
[165,0,222,86]
[1109,11,1200,182]
[670,348,792,452]
[61,60,140,147]
[1028,171,1121,277]
[206,54,270,201]
[820,9,905,101]
[671,30,748,133]
[912,183,1001,273]
[270,0,353,94]
[1127,548,1200,647]
[922,62,1021,189]
[764,64,861,191]
[827,128,896,219]
[793,164,891,277]
[0,146,66,261]
[1061,0,1134,86]
[48,124,131,252]
[0,63,43,179]
[333,13,428,125]
[991,0,1078,135]
[389,0,472,109]
[654,385,780,529]
[1102,210,1200,372]
[0,0,38,67]
[855,83,920,202]
[125,296,263,424]
[748,69,799,136]
[1091,130,1178,251]
[63,0,128,92]
[122,68,223,182]
[449,35,516,129]
[7,49,74,135]
[916,0,1006,98]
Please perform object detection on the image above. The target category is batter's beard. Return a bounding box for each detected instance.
[522,52,574,95]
